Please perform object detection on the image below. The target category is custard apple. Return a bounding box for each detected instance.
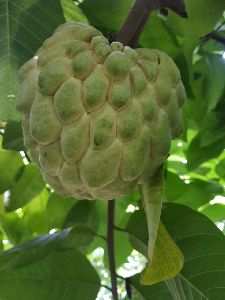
[16,22,185,200]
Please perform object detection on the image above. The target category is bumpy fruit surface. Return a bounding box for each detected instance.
[17,22,185,200]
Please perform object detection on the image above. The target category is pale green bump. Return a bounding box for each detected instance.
[37,43,65,67]
[72,50,95,79]
[138,59,158,82]
[90,105,116,149]
[98,177,136,199]
[60,114,90,162]
[30,94,61,144]
[54,77,85,124]
[16,71,39,113]
[94,43,112,63]
[109,77,131,110]
[176,81,186,108]
[130,65,148,95]
[18,58,37,82]
[111,41,123,51]
[158,52,181,85]
[83,65,109,112]
[104,51,132,81]
[80,140,122,188]
[117,102,143,141]
[65,40,88,58]
[139,85,160,122]
[123,46,138,64]
[122,126,151,181]
[151,109,171,159]
[154,66,173,106]
[44,174,67,196]
[22,117,37,149]
[54,22,84,34]
[43,27,78,49]
[137,157,164,183]
[59,162,84,192]
[164,93,184,139]
[38,58,72,96]
[39,141,63,176]
[75,27,102,41]
[90,36,109,49]
[136,48,158,61]
[29,148,41,167]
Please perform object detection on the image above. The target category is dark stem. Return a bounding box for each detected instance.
[107,200,118,300]
[114,0,187,47]
[210,33,225,45]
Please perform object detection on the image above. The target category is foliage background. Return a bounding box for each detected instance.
[0,0,225,299]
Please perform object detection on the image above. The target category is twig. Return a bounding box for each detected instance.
[95,233,107,242]
[113,225,127,232]
[200,21,225,46]
[107,200,118,300]
[101,284,112,292]
[114,0,187,47]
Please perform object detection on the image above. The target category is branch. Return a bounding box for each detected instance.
[200,32,225,46]
[114,0,187,47]
[107,200,118,300]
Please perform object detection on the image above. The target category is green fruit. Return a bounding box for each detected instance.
[17,22,186,200]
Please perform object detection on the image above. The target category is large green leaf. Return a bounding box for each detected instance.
[139,14,180,58]
[202,54,225,111]
[164,171,223,209]
[167,0,225,63]
[2,121,25,151]
[0,141,23,193]
[5,165,45,211]
[22,188,49,234]
[64,200,100,232]
[61,0,88,22]
[79,0,132,32]
[46,193,77,230]
[0,247,100,300]
[200,203,225,222]
[129,203,225,299]
[0,224,96,269]
[139,166,164,262]
[0,0,65,121]
[140,222,184,285]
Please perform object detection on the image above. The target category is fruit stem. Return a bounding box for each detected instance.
[107,199,118,300]
[114,0,187,47]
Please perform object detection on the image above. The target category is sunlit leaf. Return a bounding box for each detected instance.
[0,0,65,121]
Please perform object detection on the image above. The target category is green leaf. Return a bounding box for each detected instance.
[187,132,225,170]
[129,203,225,299]
[64,200,100,232]
[201,203,225,222]
[0,224,96,270]
[0,143,23,193]
[165,171,223,209]
[140,222,184,285]
[2,121,25,151]
[46,193,77,230]
[202,54,225,111]
[22,188,49,234]
[6,165,45,211]
[79,0,132,32]
[139,166,164,262]
[167,0,225,63]
[139,14,180,58]
[0,0,65,121]
[0,247,100,300]
[0,211,33,244]
[61,0,88,22]
[215,158,225,178]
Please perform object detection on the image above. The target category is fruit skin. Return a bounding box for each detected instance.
[17,22,186,200]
